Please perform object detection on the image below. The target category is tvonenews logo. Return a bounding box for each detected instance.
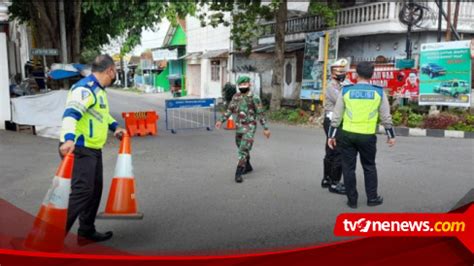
[342,218,466,233]
[333,207,474,253]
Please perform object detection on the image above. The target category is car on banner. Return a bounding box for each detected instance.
[433,80,470,97]
[421,63,446,78]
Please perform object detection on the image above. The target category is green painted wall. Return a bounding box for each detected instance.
[169,25,186,47]
[155,66,170,92]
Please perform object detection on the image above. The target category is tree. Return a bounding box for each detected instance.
[8,1,196,63]
[198,0,338,111]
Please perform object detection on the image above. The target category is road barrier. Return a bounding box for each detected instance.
[165,98,216,134]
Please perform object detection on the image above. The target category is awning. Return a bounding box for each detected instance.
[178,52,202,60]
[201,49,228,59]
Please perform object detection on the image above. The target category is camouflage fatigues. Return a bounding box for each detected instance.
[220,91,268,167]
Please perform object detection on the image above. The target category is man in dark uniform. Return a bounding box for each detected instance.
[321,58,350,195]
[59,54,127,243]
[215,76,271,183]
[328,62,396,208]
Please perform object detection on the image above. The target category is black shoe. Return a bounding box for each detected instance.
[367,196,383,207]
[77,231,113,246]
[243,160,253,174]
[347,201,358,209]
[328,183,346,195]
[235,166,244,183]
[321,178,331,188]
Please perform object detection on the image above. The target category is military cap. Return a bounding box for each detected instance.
[237,76,251,85]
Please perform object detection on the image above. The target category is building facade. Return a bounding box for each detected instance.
[239,1,474,100]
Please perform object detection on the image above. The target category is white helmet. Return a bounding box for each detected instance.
[331,58,349,70]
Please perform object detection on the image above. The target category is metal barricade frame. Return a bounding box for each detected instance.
[165,98,217,134]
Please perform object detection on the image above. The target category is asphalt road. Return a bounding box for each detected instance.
[1,89,473,255]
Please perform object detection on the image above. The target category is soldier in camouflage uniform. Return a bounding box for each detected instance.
[216,76,271,183]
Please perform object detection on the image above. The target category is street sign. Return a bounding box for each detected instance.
[152,48,178,61]
[31,48,59,56]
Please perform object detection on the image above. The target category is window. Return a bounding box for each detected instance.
[211,60,220,81]
[285,62,293,85]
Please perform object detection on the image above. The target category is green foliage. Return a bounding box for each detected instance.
[446,113,474,132]
[198,0,273,54]
[308,1,339,27]
[9,1,197,56]
[269,108,310,124]
[392,111,403,126]
[222,82,236,103]
[391,105,474,132]
[81,1,197,54]
[80,47,101,64]
[465,114,474,124]
[447,122,474,132]
[407,112,423,128]
[261,93,272,109]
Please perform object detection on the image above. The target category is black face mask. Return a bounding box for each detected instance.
[239,87,250,93]
[334,74,346,82]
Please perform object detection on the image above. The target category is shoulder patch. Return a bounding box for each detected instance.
[81,90,91,100]
[87,81,95,87]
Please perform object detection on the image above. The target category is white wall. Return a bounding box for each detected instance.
[186,14,231,53]
[287,2,309,12]
[119,20,171,56]
[0,33,11,129]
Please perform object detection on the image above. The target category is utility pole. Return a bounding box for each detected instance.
[405,0,413,59]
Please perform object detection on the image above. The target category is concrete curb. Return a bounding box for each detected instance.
[378,126,474,139]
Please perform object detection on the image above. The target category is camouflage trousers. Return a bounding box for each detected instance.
[235,128,256,167]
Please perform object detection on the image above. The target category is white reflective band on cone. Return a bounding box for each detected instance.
[42,176,71,209]
[114,154,134,178]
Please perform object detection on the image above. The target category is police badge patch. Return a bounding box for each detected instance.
[81,90,90,100]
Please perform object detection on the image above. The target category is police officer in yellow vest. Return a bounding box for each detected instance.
[59,54,127,243]
[328,62,396,209]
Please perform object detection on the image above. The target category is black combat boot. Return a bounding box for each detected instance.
[235,166,244,183]
[321,158,331,188]
[243,157,253,174]
[328,164,346,195]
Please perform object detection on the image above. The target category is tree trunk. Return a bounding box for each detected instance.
[30,0,60,66]
[445,0,452,41]
[72,0,82,62]
[270,0,287,112]
[453,0,460,32]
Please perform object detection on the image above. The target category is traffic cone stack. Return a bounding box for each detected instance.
[225,116,236,130]
[98,133,143,219]
[24,153,74,252]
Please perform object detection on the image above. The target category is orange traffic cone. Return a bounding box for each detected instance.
[225,116,236,130]
[97,133,143,219]
[24,153,74,252]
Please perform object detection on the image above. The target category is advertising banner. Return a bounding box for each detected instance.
[300,30,338,100]
[347,68,419,99]
[419,40,471,107]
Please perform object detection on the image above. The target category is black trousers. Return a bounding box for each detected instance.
[323,117,342,183]
[340,131,378,202]
[59,144,103,234]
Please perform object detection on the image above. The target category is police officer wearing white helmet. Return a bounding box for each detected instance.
[321,58,350,195]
